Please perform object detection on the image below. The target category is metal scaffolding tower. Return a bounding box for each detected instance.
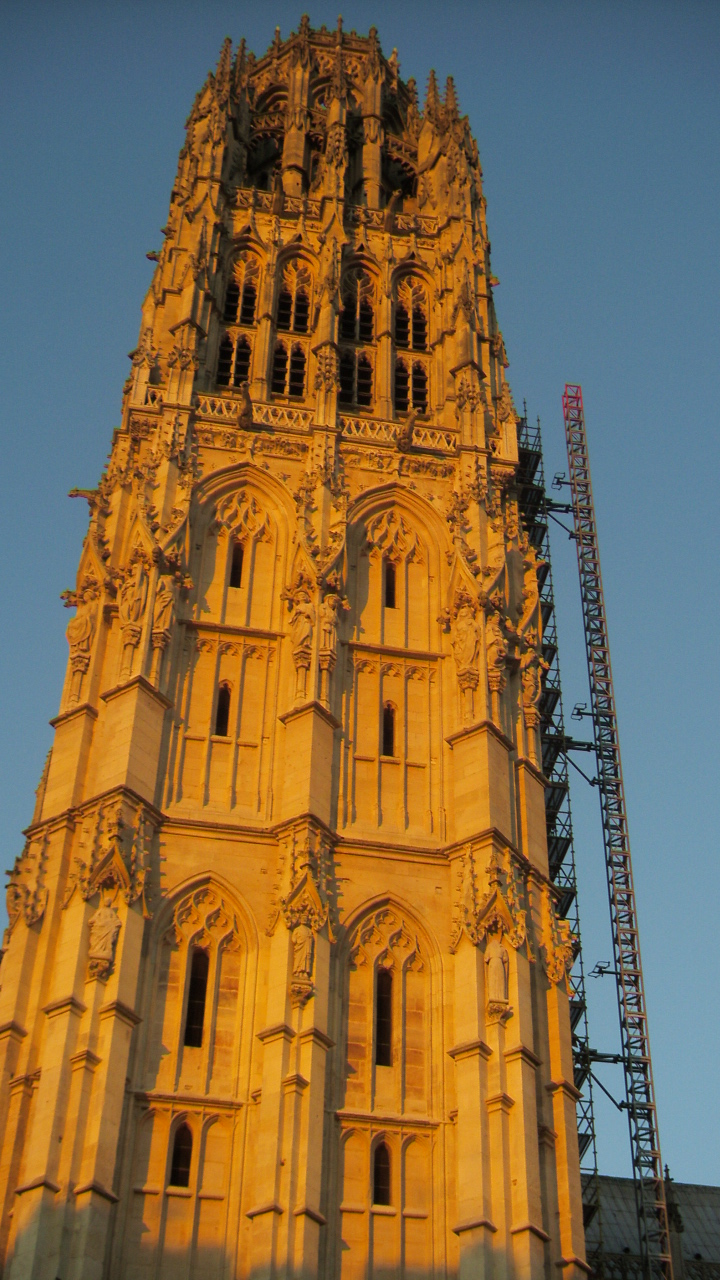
[516,409,601,1247]
[561,384,672,1280]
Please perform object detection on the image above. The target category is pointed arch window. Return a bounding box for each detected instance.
[288,345,307,397]
[169,1124,193,1188]
[215,683,231,737]
[373,1142,391,1205]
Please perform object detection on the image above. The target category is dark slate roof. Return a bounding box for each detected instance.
[584,1176,720,1263]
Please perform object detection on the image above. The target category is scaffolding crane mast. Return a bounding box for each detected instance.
[561,384,672,1280]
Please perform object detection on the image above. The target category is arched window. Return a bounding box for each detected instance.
[382,703,395,758]
[373,1142,391,1205]
[271,343,288,394]
[394,358,409,413]
[233,336,252,387]
[216,335,234,387]
[169,1124,193,1188]
[224,254,259,327]
[215,683,231,737]
[184,948,209,1047]
[229,541,244,589]
[288,345,306,398]
[384,559,396,609]
[376,968,392,1066]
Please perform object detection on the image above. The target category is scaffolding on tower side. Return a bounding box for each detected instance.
[516,408,601,1253]
[561,384,672,1280]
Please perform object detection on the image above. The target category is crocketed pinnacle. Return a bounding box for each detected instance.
[425,69,441,124]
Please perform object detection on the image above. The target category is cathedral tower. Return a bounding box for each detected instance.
[0,21,587,1280]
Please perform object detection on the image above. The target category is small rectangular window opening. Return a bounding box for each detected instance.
[373,1141,391,1205]
[215,683,231,737]
[375,968,393,1066]
[229,541,244,589]
[384,560,396,609]
[183,949,209,1048]
[382,704,395,758]
[169,1124,193,1188]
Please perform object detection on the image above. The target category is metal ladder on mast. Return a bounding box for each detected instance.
[561,384,673,1280]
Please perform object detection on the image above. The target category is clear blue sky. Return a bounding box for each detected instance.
[2,1,718,1184]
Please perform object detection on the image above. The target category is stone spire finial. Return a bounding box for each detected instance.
[233,38,247,92]
[445,75,460,121]
[215,36,232,97]
[425,69,441,124]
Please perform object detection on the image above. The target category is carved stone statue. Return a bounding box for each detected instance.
[485,929,509,1008]
[118,564,149,676]
[291,922,314,981]
[288,588,315,701]
[65,576,100,703]
[87,901,122,979]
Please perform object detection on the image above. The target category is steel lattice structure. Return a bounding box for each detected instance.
[516,410,601,1248]
[562,384,672,1280]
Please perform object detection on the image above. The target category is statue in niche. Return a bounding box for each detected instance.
[485,925,509,1011]
[451,600,479,675]
[118,563,149,676]
[288,586,315,700]
[65,575,100,703]
[87,899,122,980]
[291,921,314,981]
[152,576,174,635]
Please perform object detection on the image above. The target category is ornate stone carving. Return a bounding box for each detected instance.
[439,586,480,723]
[349,906,424,975]
[216,490,271,542]
[64,804,153,917]
[540,885,575,987]
[318,574,350,705]
[168,884,243,955]
[5,833,49,942]
[268,826,336,1007]
[452,846,527,953]
[365,509,422,562]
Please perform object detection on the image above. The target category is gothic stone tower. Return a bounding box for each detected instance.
[0,20,588,1280]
